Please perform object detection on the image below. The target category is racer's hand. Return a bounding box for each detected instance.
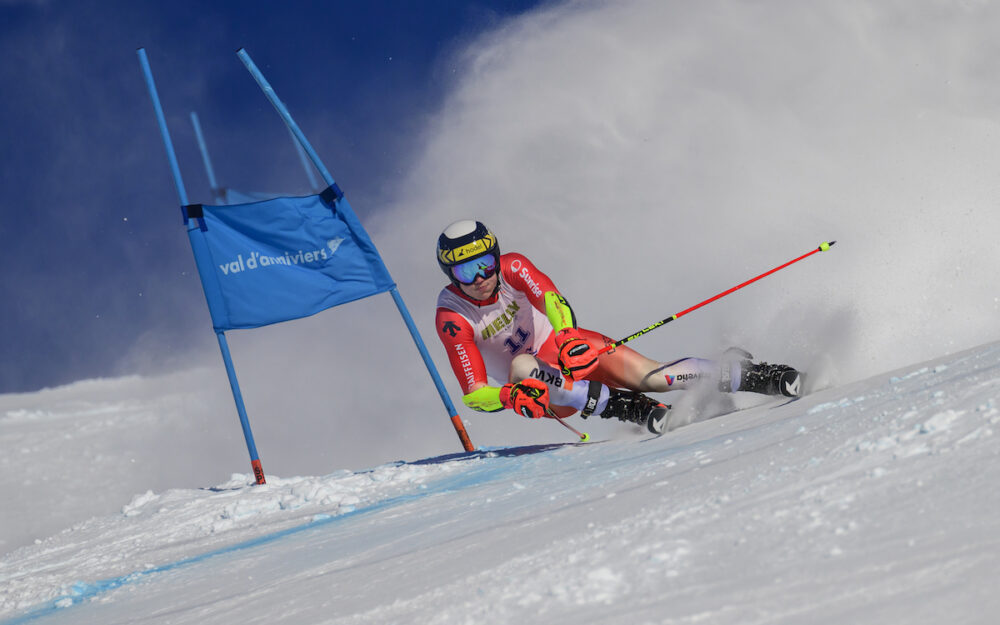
[499,378,551,419]
[556,328,598,381]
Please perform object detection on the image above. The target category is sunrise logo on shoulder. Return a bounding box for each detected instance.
[508,259,542,298]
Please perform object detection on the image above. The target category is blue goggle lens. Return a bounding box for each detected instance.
[450,255,498,284]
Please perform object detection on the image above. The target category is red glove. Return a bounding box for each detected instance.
[499,378,551,419]
[556,328,598,381]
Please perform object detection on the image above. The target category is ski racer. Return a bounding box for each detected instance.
[434,220,801,433]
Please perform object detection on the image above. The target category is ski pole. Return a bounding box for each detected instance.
[546,408,590,442]
[599,241,836,355]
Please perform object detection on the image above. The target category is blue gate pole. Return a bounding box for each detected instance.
[236,48,475,452]
[137,48,268,483]
[189,111,224,201]
[290,127,321,191]
[194,109,320,196]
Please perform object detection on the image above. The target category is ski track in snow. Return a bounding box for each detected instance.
[1,342,999,624]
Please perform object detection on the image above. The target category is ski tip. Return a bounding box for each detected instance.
[820,241,837,251]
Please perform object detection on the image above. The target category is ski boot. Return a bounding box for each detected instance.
[600,389,671,434]
[721,348,801,397]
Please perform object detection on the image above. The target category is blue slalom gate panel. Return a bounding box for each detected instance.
[184,191,394,331]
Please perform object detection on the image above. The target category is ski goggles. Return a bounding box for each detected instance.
[450,254,499,284]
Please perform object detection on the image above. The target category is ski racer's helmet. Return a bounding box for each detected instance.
[436,220,500,287]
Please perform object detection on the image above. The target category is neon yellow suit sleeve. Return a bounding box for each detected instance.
[463,386,505,412]
[544,291,577,333]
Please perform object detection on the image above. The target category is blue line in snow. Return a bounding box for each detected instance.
[1,492,411,625]
[1,448,546,624]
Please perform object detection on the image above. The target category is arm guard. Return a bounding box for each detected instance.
[462,386,505,412]
[544,291,577,334]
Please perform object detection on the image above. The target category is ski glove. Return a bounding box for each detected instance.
[556,328,599,381]
[499,378,551,419]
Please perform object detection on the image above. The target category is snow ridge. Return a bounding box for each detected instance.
[0,460,471,620]
[2,342,1000,624]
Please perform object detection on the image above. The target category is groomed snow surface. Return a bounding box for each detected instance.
[2,341,1000,624]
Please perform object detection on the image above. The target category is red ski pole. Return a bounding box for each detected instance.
[599,241,836,355]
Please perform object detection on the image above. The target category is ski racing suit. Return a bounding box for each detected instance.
[435,253,723,417]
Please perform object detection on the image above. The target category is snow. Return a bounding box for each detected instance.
[2,341,1000,624]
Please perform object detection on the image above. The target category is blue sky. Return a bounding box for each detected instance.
[0,0,541,392]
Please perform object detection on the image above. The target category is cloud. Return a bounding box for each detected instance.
[376,0,1000,384]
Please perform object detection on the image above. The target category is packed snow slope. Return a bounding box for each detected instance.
[2,340,999,624]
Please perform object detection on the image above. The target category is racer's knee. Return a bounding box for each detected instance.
[509,354,541,383]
